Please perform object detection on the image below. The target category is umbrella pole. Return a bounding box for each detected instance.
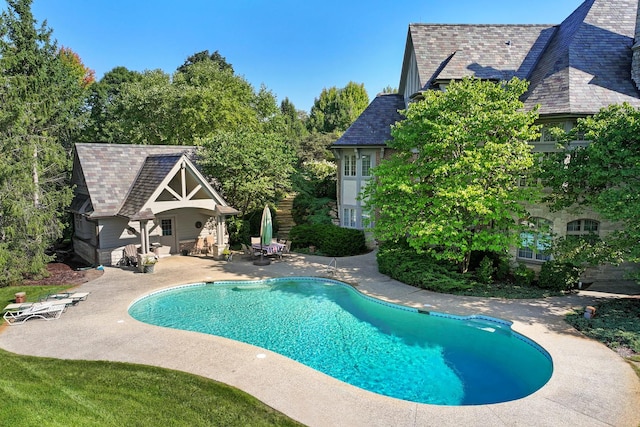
[253,239,271,266]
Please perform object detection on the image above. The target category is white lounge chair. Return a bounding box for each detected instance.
[44,292,90,304]
[3,302,66,325]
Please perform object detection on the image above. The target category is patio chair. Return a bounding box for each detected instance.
[3,302,66,325]
[191,237,206,255]
[123,244,139,267]
[204,235,215,255]
[241,243,259,259]
[277,241,292,260]
[43,292,90,305]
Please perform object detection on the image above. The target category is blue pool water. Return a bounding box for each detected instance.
[128,277,553,405]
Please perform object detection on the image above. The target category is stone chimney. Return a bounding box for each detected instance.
[632,1,640,90]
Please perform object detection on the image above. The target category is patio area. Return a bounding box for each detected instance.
[0,251,638,426]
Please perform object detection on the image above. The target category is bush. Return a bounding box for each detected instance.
[226,218,250,247]
[288,224,366,257]
[538,260,581,291]
[291,193,333,226]
[476,256,495,284]
[377,241,474,293]
[513,263,535,286]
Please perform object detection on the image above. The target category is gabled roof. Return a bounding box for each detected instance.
[524,0,640,115]
[118,154,183,218]
[399,24,556,95]
[399,0,640,117]
[73,143,196,218]
[332,94,405,147]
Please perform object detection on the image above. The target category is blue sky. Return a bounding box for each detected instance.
[21,0,585,112]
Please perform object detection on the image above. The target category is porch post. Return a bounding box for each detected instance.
[216,215,225,247]
[140,220,149,254]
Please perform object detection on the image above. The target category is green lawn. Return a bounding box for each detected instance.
[0,349,302,426]
[0,284,302,426]
[0,285,71,307]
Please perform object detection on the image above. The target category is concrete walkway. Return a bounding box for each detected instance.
[1,251,639,426]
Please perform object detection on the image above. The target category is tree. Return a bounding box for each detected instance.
[539,103,640,268]
[176,49,233,74]
[82,66,142,142]
[363,77,540,273]
[90,58,284,145]
[307,82,369,134]
[0,0,86,284]
[197,129,296,214]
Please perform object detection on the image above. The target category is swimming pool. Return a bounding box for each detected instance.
[129,277,553,405]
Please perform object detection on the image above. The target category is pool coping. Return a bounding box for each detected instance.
[0,252,638,426]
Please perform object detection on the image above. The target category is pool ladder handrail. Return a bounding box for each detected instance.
[325,257,338,275]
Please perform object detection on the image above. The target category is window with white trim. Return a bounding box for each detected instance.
[344,155,356,177]
[361,154,372,177]
[342,208,356,228]
[518,217,552,261]
[161,219,173,236]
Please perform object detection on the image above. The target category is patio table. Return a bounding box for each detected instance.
[252,242,285,256]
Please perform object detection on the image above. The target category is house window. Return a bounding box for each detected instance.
[540,123,564,142]
[566,219,599,236]
[361,208,373,229]
[161,219,173,236]
[343,208,357,228]
[518,217,552,261]
[344,155,356,177]
[361,154,372,177]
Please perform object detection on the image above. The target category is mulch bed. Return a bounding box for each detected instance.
[22,261,103,287]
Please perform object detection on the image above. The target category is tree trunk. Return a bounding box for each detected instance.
[459,251,471,274]
[32,144,39,207]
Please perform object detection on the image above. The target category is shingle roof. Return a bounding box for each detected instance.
[74,143,195,218]
[118,154,182,218]
[401,24,556,93]
[524,0,640,115]
[332,94,405,147]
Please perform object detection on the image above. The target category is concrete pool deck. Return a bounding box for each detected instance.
[0,251,638,426]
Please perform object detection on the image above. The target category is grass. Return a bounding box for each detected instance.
[565,299,640,354]
[0,285,72,306]
[1,285,302,425]
[0,348,302,426]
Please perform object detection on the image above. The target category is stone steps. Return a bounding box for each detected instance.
[276,195,296,240]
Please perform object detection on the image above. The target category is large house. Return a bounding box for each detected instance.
[332,0,640,271]
[70,143,238,266]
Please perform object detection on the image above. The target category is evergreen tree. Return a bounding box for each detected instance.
[0,0,86,284]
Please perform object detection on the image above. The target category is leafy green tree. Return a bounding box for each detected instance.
[364,77,540,273]
[0,0,85,284]
[176,49,233,74]
[92,59,285,145]
[82,66,142,142]
[539,103,640,269]
[197,129,296,214]
[307,82,369,134]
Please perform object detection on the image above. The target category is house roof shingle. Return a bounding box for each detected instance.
[332,93,405,147]
[74,143,195,218]
[403,24,556,92]
[524,0,640,115]
[118,154,182,218]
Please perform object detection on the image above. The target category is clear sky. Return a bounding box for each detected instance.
[18,0,585,112]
